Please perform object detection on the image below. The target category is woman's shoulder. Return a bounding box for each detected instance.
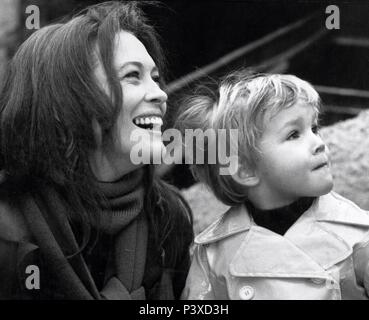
[153,178,194,261]
[155,178,193,227]
[0,187,31,243]
[0,185,40,299]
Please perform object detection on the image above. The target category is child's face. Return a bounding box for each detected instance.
[254,101,333,206]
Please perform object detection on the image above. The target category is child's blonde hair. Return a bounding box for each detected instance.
[175,70,321,206]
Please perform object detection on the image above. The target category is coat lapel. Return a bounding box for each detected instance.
[285,218,352,270]
[229,225,329,279]
[286,192,369,270]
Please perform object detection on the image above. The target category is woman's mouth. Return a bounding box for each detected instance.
[133,116,163,131]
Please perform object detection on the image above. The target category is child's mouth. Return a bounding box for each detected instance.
[313,162,329,170]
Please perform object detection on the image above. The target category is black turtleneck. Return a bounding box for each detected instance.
[245,197,316,235]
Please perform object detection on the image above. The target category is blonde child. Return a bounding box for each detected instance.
[176,71,369,300]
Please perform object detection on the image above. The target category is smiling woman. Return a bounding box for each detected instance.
[0,1,193,300]
[90,30,168,181]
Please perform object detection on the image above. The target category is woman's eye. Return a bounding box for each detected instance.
[287,130,299,140]
[152,74,161,83]
[123,71,140,80]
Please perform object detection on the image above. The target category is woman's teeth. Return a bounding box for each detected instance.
[133,116,163,130]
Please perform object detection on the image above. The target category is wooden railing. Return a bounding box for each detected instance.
[158,11,329,177]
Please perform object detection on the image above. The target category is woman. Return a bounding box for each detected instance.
[0,1,193,299]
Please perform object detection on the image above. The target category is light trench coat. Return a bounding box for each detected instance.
[181,192,369,300]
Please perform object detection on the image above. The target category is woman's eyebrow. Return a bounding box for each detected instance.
[118,61,158,72]
[118,61,142,71]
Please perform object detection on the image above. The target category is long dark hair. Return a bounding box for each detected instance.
[0,1,192,264]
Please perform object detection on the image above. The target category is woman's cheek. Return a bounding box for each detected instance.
[148,133,166,163]
[116,125,133,156]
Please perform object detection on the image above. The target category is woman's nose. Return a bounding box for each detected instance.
[145,80,168,105]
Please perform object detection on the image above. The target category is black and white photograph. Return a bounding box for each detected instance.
[0,0,369,310]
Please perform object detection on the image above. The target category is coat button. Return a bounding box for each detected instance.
[239,286,254,300]
[310,278,325,285]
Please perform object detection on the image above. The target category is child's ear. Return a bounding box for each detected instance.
[232,165,260,187]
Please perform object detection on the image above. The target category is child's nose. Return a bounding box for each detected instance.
[313,138,326,155]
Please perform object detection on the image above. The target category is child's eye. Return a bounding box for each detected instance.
[312,124,320,134]
[287,130,300,140]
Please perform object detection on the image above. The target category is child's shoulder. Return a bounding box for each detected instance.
[314,191,369,245]
[194,204,251,245]
[317,191,369,225]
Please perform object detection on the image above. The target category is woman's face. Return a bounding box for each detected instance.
[94,30,167,176]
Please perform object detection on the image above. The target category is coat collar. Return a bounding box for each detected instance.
[195,204,252,245]
[196,192,369,278]
[312,191,369,226]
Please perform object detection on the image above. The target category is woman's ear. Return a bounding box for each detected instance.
[232,165,260,187]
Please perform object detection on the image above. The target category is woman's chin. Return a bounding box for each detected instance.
[144,140,166,164]
[131,139,166,164]
[127,129,167,165]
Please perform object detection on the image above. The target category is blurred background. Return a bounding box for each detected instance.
[1,0,369,233]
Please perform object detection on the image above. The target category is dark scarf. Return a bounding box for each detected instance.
[18,169,147,299]
[95,169,147,299]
